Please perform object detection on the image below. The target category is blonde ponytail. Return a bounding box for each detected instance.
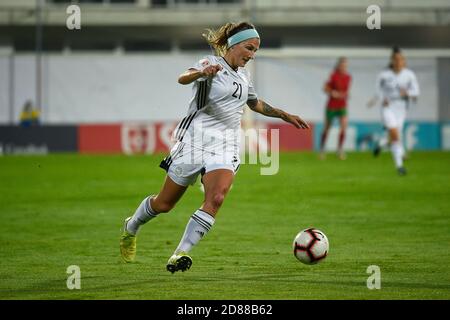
[202,22,256,56]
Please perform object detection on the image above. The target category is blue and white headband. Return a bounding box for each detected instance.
[227,29,260,48]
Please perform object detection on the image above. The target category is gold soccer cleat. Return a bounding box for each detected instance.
[120,217,137,263]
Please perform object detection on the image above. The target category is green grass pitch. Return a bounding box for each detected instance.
[0,151,449,300]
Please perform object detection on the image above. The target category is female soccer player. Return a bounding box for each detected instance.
[119,22,309,273]
[319,57,351,160]
[368,47,419,175]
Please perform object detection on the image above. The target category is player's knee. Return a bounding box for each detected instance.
[389,130,399,141]
[208,192,226,211]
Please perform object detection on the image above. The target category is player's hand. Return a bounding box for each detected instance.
[399,88,408,98]
[201,64,222,77]
[330,90,342,99]
[283,113,310,129]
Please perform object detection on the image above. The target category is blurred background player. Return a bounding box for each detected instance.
[19,100,40,127]
[367,47,420,175]
[119,22,309,273]
[319,57,352,160]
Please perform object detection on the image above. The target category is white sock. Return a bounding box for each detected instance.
[126,196,158,235]
[378,136,388,148]
[390,141,403,168]
[174,209,215,254]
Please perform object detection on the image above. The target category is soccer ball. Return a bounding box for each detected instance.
[293,228,329,265]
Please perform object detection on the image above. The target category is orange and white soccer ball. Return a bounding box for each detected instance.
[293,228,329,265]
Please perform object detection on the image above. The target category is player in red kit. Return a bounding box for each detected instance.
[319,57,351,160]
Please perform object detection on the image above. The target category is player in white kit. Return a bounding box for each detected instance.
[119,22,310,273]
[368,47,419,175]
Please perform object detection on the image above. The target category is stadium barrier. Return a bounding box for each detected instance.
[315,121,442,152]
[0,125,78,155]
[78,122,314,154]
[78,123,176,154]
[0,122,445,155]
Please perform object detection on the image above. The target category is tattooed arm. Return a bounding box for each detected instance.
[246,98,310,129]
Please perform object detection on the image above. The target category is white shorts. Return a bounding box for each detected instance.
[382,103,406,130]
[159,141,240,187]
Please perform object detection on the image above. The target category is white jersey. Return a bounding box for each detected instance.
[172,55,258,154]
[375,68,420,109]
[375,67,420,130]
